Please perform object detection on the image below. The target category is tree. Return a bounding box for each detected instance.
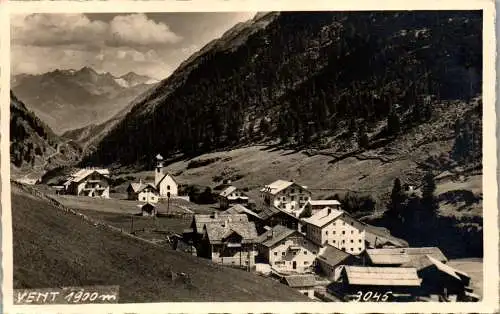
[421,171,439,215]
[387,111,401,136]
[386,178,406,221]
[357,125,369,149]
[299,206,312,218]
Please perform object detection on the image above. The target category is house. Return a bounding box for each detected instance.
[256,225,320,274]
[127,181,159,203]
[256,205,300,233]
[260,180,312,215]
[305,199,341,216]
[362,247,447,267]
[154,154,178,198]
[401,255,478,301]
[218,186,249,209]
[198,218,258,268]
[189,212,249,245]
[364,224,409,249]
[335,266,422,301]
[63,168,110,198]
[141,203,157,217]
[316,244,360,281]
[302,207,366,255]
[281,274,317,299]
[223,204,261,223]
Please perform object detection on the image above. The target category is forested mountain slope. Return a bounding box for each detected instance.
[83,11,481,169]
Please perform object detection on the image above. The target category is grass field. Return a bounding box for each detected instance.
[12,184,309,302]
[78,208,191,238]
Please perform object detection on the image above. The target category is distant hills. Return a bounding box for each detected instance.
[11,67,158,134]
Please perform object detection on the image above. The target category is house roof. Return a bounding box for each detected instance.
[260,180,309,195]
[256,225,298,247]
[403,255,470,282]
[302,207,344,228]
[364,224,409,248]
[223,204,261,219]
[219,186,238,197]
[203,221,258,244]
[343,266,421,287]
[193,213,249,233]
[129,182,158,193]
[317,244,352,267]
[366,247,447,265]
[157,172,178,186]
[257,205,298,221]
[284,274,316,288]
[308,199,341,206]
[67,169,110,184]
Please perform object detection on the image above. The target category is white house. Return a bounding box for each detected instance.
[218,186,249,209]
[260,180,311,216]
[63,168,110,198]
[127,181,159,204]
[302,207,366,255]
[154,154,178,198]
[256,225,320,274]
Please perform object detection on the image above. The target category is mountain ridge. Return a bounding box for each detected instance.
[11,67,158,134]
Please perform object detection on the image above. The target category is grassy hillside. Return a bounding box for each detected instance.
[12,184,309,302]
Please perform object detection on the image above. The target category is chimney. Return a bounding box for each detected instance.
[212,211,218,219]
[267,228,274,239]
[327,207,332,215]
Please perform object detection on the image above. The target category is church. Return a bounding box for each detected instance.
[127,154,178,201]
[154,154,178,198]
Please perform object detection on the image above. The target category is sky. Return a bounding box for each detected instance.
[11,12,257,80]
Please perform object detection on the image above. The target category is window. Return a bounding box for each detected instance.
[333,231,336,235]
[282,252,285,256]
[291,189,295,193]
[291,196,295,201]
[282,197,286,201]
[142,197,146,201]
[350,240,354,243]
[342,240,345,244]
[274,252,278,256]
[351,230,354,234]
[333,240,336,244]
[325,231,328,235]
[299,196,303,200]
[313,251,317,254]
[167,185,170,190]
[304,251,307,255]
[359,239,362,243]
[342,231,345,235]
[304,261,309,265]
[350,248,354,252]
[359,247,362,251]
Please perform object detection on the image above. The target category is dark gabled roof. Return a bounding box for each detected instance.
[317,244,352,267]
[157,172,178,186]
[256,225,298,247]
[258,205,297,221]
[283,274,316,288]
[364,224,409,247]
[192,213,249,233]
[203,221,258,244]
[128,182,158,193]
[223,205,260,219]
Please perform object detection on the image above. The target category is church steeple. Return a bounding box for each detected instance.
[155,154,164,186]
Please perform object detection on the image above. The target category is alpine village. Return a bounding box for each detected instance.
[10,11,483,303]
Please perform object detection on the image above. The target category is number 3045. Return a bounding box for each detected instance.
[351,291,392,302]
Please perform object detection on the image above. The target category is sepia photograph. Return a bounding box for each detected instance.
[2,0,498,312]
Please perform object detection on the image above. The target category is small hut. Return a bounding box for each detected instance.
[141,203,157,217]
